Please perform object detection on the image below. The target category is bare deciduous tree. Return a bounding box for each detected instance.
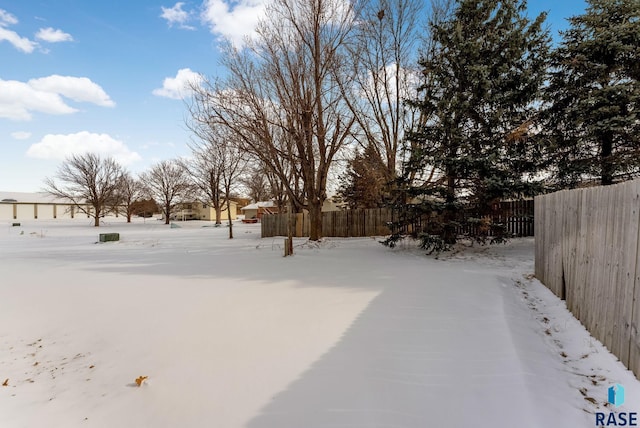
[181,145,226,225]
[140,160,191,225]
[188,83,250,237]
[196,0,357,241]
[188,128,248,238]
[239,164,272,203]
[342,0,424,183]
[44,153,124,227]
[130,198,159,218]
[118,172,144,223]
[217,130,248,239]
[186,85,229,225]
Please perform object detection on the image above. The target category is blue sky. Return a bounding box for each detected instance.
[0,0,586,192]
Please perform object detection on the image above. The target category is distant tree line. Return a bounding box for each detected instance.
[43,151,249,240]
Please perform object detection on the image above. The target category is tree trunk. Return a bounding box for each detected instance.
[226,199,233,239]
[93,205,100,227]
[442,173,457,245]
[287,200,294,255]
[308,200,322,241]
[164,206,170,225]
[215,206,222,225]
[600,132,614,186]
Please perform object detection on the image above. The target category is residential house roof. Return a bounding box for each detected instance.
[0,191,70,204]
[240,201,276,211]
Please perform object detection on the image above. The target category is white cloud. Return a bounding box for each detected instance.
[365,63,421,102]
[11,131,31,140]
[152,68,203,100]
[160,2,195,29]
[0,79,77,120]
[201,0,266,47]
[0,76,114,121]
[27,132,141,165]
[1,10,74,53]
[0,9,18,26]
[0,27,37,53]
[35,27,73,43]
[200,0,353,48]
[28,75,115,107]
[0,8,37,53]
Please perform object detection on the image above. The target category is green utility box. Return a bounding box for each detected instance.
[99,233,120,242]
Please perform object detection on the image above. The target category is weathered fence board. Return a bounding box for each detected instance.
[535,179,640,378]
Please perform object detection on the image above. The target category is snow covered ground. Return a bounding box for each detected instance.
[0,218,638,427]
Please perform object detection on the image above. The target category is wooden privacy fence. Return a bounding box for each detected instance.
[261,201,533,239]
[535,179,640,378]
[388,199,534,238]
[261,208,392,238]
[494,199,535,237]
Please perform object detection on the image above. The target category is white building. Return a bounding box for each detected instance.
[0,191,118,221]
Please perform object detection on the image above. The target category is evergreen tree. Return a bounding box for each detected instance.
[386,0,549,251]
[544,0,640,187]
[338,144,389,209]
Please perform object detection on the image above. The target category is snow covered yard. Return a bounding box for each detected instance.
[0,219,638,427]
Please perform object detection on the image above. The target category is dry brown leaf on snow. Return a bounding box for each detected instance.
[2,379,8,386]
[135,376,148,386]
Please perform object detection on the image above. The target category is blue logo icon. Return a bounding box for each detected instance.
[609,384,625,407]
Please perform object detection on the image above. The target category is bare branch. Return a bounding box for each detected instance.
[140,160,192,225]
[44,153,125,227]
[191,0,359,240]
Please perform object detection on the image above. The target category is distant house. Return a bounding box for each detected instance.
[0,191,121,221]
[322,197,344,212]
[240,201,278,220]
[171,200,238,222]
[232,197,251,210]
[239,198,342,220]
